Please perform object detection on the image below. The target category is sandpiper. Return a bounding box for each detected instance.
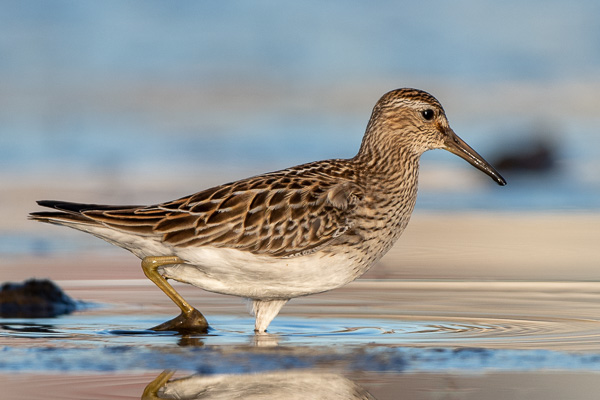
[30,88,506,333]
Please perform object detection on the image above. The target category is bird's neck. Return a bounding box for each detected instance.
[352,137,421,236]
[353,135,421,184]
[348,145,421,264]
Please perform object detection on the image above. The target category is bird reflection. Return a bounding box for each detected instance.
[142,369,377,400]
[251,332,281,347]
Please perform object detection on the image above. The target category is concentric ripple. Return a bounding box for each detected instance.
[3,313,600,351]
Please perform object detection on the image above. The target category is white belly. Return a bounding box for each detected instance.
[162,246,365,299]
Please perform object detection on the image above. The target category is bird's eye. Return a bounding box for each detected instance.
[421,109,435,121]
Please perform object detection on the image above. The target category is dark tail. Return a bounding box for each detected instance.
[35,200,137,213]
[29,200,140,225]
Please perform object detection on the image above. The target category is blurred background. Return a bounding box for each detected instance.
[1,1,599,271]
[2,4,600,396]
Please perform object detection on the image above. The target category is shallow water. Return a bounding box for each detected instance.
[3,312,600,353]
[2,279,600,399]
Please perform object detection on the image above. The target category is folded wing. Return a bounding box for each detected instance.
[31,163,363,258]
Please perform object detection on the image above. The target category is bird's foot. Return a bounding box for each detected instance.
[151,308,209,334]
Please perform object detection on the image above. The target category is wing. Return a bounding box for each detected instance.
[79,161,363,258]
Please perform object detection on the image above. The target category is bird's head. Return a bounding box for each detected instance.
[361,88,506,186]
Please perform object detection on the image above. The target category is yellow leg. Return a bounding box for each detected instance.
[141,256,209,333]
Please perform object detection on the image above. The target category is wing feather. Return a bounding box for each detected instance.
[33,160,363,258]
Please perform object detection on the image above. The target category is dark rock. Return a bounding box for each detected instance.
[494,138,557,173]
[0,278,78,318]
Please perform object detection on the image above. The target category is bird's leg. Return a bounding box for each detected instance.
[141,256,209,333]
[252,299,288,333]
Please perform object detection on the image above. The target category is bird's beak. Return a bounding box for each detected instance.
[443,128,506,186]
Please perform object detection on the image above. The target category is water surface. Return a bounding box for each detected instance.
[2,279,600,399]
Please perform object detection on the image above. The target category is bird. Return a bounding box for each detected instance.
[30,88,506,334]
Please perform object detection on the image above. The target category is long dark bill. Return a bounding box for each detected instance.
[444,129,507,186]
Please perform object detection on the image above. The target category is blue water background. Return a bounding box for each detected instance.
[1,0,599,211]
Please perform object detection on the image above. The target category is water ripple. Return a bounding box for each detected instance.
[3,313,600,351]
